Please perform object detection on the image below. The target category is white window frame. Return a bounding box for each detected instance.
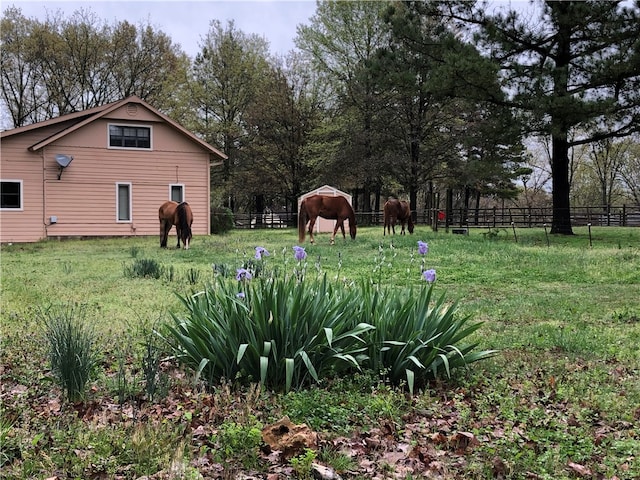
[116,182,132,222]
[107,123,152,150]
[0,179,24,211]
[169,184,185,203]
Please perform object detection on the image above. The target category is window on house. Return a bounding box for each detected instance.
[116,183,132,222]
[0,180,22,209]
[170,184,184,203]
[109,125,151,149]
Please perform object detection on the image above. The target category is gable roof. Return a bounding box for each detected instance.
[1,96,227,161]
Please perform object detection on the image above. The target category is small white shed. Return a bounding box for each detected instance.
[298,185,353,233]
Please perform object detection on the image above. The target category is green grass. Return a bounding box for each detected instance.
[1,225,639,478]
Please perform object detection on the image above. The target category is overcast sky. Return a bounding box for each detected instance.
[3,0,319,57]
[4,1,537,58]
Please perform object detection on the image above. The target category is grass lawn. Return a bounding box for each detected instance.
[1,225,639,479]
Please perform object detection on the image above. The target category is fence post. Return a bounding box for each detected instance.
[623,204,627,227]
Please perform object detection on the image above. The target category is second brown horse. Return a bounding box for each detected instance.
[383,198,414,235]
[159,201,193,249]
[298,195,356,244]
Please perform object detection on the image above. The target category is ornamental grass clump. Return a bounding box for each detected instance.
[167,274,373,391]
[38,303,100,402]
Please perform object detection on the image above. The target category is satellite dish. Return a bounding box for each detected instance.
[55,154,73,168]
[55,154,73,179]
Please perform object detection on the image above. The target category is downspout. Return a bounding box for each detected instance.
[42,147,48,239]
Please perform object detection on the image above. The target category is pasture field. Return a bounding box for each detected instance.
[1,226,639,479]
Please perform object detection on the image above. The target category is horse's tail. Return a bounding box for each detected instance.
[382,202,389,234]
[177,202,191,237]
[159,203,168,248]
[298,200,308,242]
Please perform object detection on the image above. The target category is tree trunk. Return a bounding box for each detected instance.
[550,6,574,235]
[550,134,573,234]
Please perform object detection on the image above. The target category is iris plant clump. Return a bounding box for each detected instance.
[166,240,495,393]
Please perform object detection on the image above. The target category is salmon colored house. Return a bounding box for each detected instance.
[0,96,226,243]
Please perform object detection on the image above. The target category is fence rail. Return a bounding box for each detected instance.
[226,205,640,231]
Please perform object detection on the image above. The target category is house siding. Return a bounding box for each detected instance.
[1,136,46,243]
[1,97,219,243]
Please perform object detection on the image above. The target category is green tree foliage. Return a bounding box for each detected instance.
[0,7,187,128]
[449,0,640,234]
[0,7,41,127]
[191,20,271,209]
[371,2,524,218]
[296,0,393,211]
[243,53,322,215]
[571,137,635,208]
[619,136,640,207]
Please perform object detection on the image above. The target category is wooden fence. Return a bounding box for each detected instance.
[226,205,640,230]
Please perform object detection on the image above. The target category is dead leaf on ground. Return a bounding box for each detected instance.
[567,461,592,477]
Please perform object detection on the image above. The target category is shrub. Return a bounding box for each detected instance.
[211,207,234,234]
[38,303,100,402]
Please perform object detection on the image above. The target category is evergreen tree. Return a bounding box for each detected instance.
[450,0,640,234]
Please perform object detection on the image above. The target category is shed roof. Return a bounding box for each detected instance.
[299,185,351,202]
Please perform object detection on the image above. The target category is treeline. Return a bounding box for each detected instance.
[2,1,639,234]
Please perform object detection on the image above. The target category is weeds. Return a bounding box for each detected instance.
[184,267,201,285]
[113,348,138,405]
[212,420,263,469]
[141,323,169,402]
[290,448,316,479]
[0,411,18,467]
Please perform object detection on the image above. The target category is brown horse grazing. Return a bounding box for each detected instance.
[159,201,193,249]
[383,198,414,236]
[298,195,356,244]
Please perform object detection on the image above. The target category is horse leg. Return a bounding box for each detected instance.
[339,220,346,239]
[308,217,316,244]
[160,221,169,248]
[175,225,182,249]
[330,222,340,245]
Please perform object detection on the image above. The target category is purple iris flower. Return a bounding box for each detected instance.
[417,241,429,255]
[236,292,245,299]
[422,269,436,283]
[255,246,270,260]
[236,268,252,281]
[293,246,307,261]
